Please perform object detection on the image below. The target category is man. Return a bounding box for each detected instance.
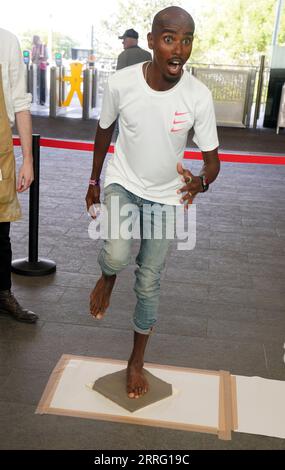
[116,28,152,70]
[0,28,38,323]
[31,35,48,105]
[86,7,220,398]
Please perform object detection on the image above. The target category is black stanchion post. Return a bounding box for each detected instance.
[12,134,56,276]
[29,133,40,263]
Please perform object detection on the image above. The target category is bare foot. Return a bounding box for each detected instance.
[127,361,149,399]
[90,274,116,319]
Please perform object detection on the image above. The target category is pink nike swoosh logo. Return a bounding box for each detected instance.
[171,127,185,132]
[173,119,187,124]
[175,111,190,116]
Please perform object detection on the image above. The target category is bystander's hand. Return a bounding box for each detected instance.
[17,160,34,192]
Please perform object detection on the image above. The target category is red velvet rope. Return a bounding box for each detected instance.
[12,137,285,165]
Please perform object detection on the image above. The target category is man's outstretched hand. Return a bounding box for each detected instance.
[177,162,202,207]
[85,185,101,219]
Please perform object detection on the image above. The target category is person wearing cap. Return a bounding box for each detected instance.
[116,28,152,70]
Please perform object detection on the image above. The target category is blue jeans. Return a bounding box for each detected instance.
[98,183,174,335]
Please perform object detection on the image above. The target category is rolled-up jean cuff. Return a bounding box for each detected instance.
[132,321,153,335]
[98,251,117,276]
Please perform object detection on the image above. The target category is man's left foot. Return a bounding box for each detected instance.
[0,290,38,323]
[127,361,149,399]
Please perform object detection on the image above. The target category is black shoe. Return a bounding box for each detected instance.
[0,290,38,323]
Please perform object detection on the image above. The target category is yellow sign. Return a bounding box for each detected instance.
[62,62,83,107]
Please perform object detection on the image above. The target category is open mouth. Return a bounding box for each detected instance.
[167,59,183,75]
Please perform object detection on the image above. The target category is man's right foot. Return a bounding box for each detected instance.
[0,290,38,323]
[90,274,116,319]
[127,360,149,399]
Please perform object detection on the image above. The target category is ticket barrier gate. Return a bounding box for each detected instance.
[83,68,98,119]
[82,66,98,118]
[25,63,48,105]
[49,63,98,119]
[49,66,66,117]
[91,67,98,108]
[23,51,33,96]
[83,68,92,119]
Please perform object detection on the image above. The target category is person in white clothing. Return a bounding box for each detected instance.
[85,6,220,399]
[0,28,38,323]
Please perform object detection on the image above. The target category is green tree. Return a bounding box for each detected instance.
[98,0,285,64]
[20,29,48,51]
[100,0,181,56]
[191,0,285,65]
[51,32,79,60]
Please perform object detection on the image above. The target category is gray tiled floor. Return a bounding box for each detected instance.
[1,147,284,449]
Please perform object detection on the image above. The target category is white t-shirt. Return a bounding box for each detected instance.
[100,62,219,205]
[0,28,32,127]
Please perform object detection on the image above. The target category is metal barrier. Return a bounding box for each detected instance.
[91,68,98,108]
[12,135,56,276]
[24,64,33,95]
[49,67,57,118]
[97,69,112,97]
[277,83,285,134]
[253,55,265,129]
[82,68,92,119]
[24,64,35,101]
[58,66,66,106]
[192,67,256,127]
[28,64,47,105]
[49,66,68,117]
